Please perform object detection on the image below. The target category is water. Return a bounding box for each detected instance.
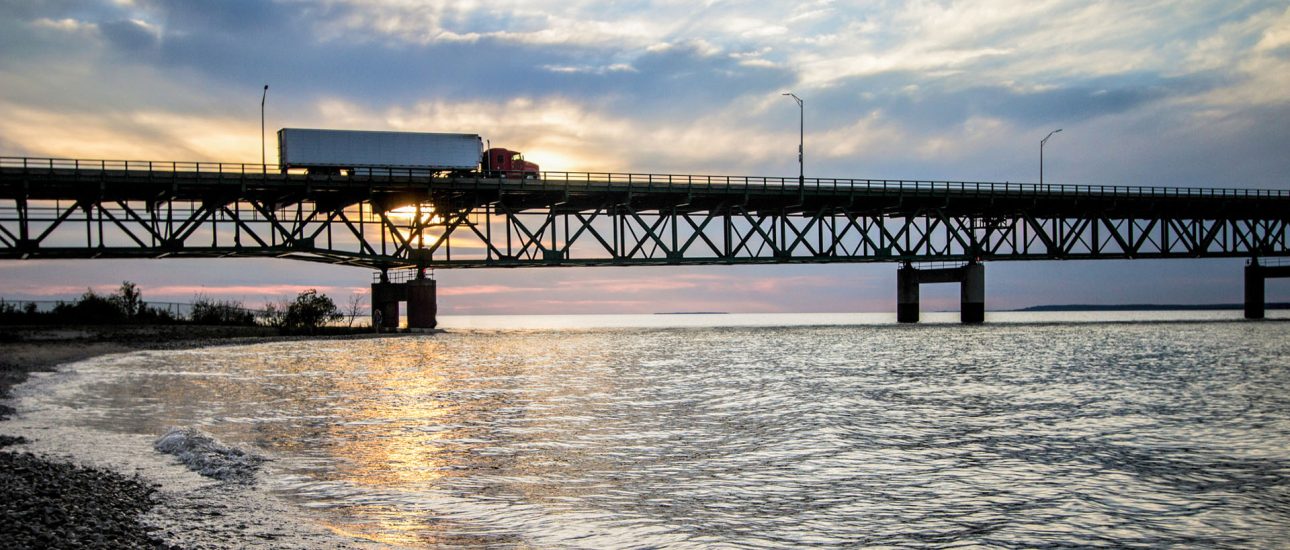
[10,312,1290,547]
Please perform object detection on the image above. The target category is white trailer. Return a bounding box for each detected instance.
[277,128,482,174]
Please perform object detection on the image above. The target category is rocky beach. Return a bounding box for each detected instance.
[0,325,386,549]
[0,442,163,549]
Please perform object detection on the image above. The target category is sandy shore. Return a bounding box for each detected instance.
[0,325,393,549]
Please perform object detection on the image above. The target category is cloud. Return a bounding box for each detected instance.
[1254,5,1290,52]
[99,18,160,52]
[30,17,97,33]
[2,0,1289,313]
[311,1,646,47]
[152,0,281,27]
[0,100,262,160]
[146,284,350,299]
[540,63,637,75]
[438,285,545,296]
[6,1,1280,159]
[431,270,871,315]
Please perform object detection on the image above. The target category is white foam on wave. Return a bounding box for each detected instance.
[154,426,265,484]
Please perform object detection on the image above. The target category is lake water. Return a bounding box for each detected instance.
[10,311,1290,547]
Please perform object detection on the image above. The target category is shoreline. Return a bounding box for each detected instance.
[0,325,399,548]
[1,324,402,414]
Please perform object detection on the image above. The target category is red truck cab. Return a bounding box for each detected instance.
[483,148,540,178]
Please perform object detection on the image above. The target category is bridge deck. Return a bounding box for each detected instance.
[4,157,1287,213]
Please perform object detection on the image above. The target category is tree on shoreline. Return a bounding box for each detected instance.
[344,291,367,328]
[35,282,174,324]
[274,289,343,334]
[111,281,144,319]
[1,284,346,332]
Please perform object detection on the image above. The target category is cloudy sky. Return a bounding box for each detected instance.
[2,0,1288,314]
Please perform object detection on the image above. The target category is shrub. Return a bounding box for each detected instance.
[53,289,126,324]
[190,297,256,326]
[277,290,342,333]
[137,305,177,324]
[111,281,145,319]
[0,300,32,324]
[259,300,289,328]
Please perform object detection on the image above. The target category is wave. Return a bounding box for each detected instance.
[154,426,265,484]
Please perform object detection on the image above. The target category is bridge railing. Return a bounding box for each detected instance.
[4,155,1288,199]
[455,170,1290,200]
[0,157,280,175]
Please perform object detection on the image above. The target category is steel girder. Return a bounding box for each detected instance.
[2,196,1288,268]
[2,159,1288,268]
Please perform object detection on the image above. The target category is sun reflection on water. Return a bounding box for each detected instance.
[35,322,1290,548]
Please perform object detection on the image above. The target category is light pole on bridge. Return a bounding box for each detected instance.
[782,92,803,193]
[1040,128,1061,185]
[261,84,269,169]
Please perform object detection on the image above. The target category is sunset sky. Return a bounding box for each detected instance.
[2,1,1289,314]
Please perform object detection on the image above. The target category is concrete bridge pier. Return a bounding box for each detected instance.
[896,262,986,324]
[406,276,438,329]
[370,270,438,330]
[1245,260,1290,319]
[371,274,402,331]
[897,266,921,323]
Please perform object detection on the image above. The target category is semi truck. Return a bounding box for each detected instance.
[277,128,539,177]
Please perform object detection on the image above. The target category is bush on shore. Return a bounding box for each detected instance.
[189,296,257,326]
[1,283,359,334]
[1,282,176,325]
[261,289,343,334]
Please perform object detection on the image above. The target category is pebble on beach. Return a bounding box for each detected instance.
[0,448,167,549]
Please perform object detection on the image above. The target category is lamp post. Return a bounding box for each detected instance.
[260,84,269,170]
[1040,128,1061,185]
[782,92,803,192]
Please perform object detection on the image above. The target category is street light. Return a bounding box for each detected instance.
[261,84,269,170]
[1040,128,1061,185]
[782,92,803,191]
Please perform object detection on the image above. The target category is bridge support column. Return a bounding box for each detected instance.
[371,281,402,331]
[406,278,438,329]
[1242,260,1290,319]
[894,262,986,324]
[897,264,920,323]
[1246,262,1266,319]
[960,263,985,324]
[369,271,438,331]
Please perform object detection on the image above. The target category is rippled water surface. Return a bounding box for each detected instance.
[34,317,1290,547]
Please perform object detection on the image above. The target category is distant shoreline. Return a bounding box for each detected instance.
[653,312,730,315]
[1016,303,1290,312]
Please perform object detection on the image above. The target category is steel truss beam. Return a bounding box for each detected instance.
[3,197,1288,268]
[2,159,1288,268]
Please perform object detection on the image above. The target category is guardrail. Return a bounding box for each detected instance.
[0,156,279,175]
[3,155,1288,199]
[373,268,434,284]
[910,260,973,271]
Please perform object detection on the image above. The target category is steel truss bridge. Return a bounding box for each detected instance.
[2,157,1288,322]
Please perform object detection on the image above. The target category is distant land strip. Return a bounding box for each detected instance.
[653,312,730,315]
[1017,303,1290,312]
